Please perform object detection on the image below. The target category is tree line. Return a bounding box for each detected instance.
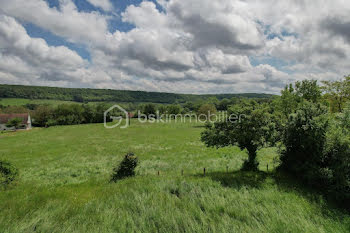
[0,84,273,104]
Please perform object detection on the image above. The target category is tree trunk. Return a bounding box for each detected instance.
[242,145,259,171]
[247,148,257,165]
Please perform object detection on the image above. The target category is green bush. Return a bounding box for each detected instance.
[0,160,18,187]
[279,101,350,209]
[110,153,138,182]
[279,102,329,181]
[323,126,350,208]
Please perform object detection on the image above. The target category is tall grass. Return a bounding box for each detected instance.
[0,120,349,232]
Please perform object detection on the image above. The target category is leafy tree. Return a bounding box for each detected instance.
[279,101,350,209]
[53,104,84,125]
[73,95,84,103]
[323,123,350,207]
[273,80,322,121]
[32,105,53,127]
[167,104,181,115]
[217,98,231,111]
[279,102,329,178]
[95,103,109,123]
[322,76,350,112]
[143,104,156,118]
[183,102,195,111]
[157,105,168,114]
[274,84,299,118]
[201,104,276,171]
[82,104,95,123]
[295,80,322,103]
[207,97,219,107]
[197,103,217,121]
[6,118,23,131]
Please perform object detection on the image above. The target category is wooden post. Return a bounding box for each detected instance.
[157,171,160,176]
[267,164,269,172]
[203,168,206,176]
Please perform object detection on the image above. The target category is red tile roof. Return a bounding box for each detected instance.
[0,113,29,125]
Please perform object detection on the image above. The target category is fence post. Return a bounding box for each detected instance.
[157,171,160,176]
[267,164,269,172]
[203,168,206,176]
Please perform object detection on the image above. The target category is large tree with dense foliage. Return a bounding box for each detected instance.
[273,79,323,122]
[197,103,217,121]
[279,102,329,177]
[279,101,350,209]
[143,104,156,119]
[322,76,350,112]
[201,103,276,171]
[167,104,182,115]
[295,80,322,103]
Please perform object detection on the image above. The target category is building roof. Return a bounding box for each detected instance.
[0,113,29,125]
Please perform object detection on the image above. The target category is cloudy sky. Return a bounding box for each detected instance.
[0,0,349,94]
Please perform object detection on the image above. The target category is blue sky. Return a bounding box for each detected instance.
[0,0,349,93]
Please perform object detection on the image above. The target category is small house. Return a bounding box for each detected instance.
[0,113,32,131]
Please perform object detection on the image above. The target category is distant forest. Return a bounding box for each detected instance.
[0,84,274,103]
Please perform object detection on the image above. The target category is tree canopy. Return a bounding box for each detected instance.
[201,102,276,171]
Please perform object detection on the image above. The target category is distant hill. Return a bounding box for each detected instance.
[0,84,275,104]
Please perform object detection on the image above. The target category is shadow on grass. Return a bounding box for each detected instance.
[195,170,269,189]
[192,125,206,128]
[194,170,349,215]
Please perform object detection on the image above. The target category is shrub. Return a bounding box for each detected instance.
[279,102,329,181]
[279,101,350,209]
[110,153,138,182]
[323,126,350,208]
[6,118,23,130]
[0,160,18,187]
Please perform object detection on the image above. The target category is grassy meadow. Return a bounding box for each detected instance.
[0,98,77,107]
[0,120,349,232]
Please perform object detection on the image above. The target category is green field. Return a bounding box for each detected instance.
[0,98,77,106]
[0,120,349,232]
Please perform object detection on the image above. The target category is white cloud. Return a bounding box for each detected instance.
[86,0,113,12]
[0,0,109,45]
[0,15,87,85]
[0,0,350,94]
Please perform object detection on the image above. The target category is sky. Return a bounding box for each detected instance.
[0,0,349,94]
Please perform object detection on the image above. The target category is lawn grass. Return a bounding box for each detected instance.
[0,120,349,232]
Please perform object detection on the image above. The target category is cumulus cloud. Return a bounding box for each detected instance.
[0,0,349,94]
[86,0,113,12]
[0,15,87,85]
[0,0,109,45]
